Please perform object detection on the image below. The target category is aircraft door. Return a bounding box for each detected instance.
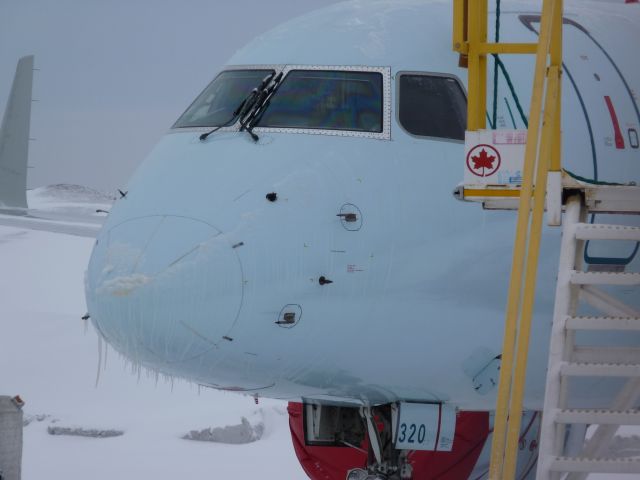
[520,15,640,269]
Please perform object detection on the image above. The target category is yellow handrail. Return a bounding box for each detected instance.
[453,0,564,478]
[491,1,563,478]
[503,65,560,479]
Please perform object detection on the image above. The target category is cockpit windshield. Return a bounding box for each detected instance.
[173,70,274,128]
[255,70,383,133]
[173,68,385,134]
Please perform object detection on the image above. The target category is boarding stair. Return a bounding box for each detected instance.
[452,0,640,477]
[536,192,640,480]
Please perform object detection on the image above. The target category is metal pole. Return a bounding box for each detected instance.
[0,396,24,480]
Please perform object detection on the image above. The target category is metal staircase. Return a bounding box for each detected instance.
[452,1,640,477]
[536,194,640,480]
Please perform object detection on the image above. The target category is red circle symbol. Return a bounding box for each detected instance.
[466,144,501,177]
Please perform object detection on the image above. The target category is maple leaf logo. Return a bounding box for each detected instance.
[466,144,501,177]
[471,148,496,171]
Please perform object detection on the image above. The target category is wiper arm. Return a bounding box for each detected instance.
[199,71,276,142]
[198,96,249,142]
[240,71,284,142]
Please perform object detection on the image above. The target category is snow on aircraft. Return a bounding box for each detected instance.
[1,1,639,479]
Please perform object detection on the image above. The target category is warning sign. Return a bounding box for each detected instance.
[466,144,501,177]
[492,130,527,145]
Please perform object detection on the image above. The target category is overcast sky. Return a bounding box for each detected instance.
[0,0,339,192]
[2,0,631,193]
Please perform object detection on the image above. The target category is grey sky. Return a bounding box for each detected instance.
[0,0,339,193]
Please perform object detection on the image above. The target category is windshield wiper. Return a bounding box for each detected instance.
[199,71,276,142]
[240,71,284,142]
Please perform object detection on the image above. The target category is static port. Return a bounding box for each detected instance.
[275,304,302,328]
[337,213,357,222]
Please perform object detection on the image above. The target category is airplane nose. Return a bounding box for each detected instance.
[86,215,244,367]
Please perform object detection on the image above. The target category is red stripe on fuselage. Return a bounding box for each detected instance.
[604,96,625,149]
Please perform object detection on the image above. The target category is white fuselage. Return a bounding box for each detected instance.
[85,0,640,411]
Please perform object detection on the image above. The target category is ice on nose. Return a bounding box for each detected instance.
[86,215,244,366]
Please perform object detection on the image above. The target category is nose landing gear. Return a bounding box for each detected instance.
[289,401,492,480]
[350,405,412,480]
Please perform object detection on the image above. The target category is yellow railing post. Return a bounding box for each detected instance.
[452,0,468,54]
[467,0,489,130]
[479,0,488,130]
[452,0,564,474]
[502,66,560,480]
[550,0,563,172]
[467,0,482,130]
[460,0,541,133]
[482,0,564,478]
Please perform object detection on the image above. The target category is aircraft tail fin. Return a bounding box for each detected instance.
[0,55,34,210]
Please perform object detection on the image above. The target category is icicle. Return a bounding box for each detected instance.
[95,336,103,387]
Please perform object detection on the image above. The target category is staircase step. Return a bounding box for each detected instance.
[570,271,640,286]
[560,362,640,377]
[574,223,640,241]
[581,184,640,214]
[554,408,640,425]
[564,315,640,331]
[572,346,640,365]
[537,200,640,480]
[550,456,640,474]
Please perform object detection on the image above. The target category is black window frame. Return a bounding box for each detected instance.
[170,65,392,140]
[253,65,391,140]
[172,68,276,129]
[255,69,385,134]
[395,71,467,143]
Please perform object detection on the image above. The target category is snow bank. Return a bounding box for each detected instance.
[0,225,307,480]
[47,426,124,438]
[183,416,264,444]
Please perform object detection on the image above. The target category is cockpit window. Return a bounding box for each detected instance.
[255,70,383,133]
[397,73,467,141]
[173,69,274,128]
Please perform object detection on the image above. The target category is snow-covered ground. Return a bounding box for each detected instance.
[0,189,307,479]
